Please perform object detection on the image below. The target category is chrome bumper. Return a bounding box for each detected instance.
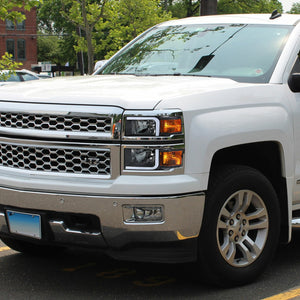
[0,185,205,249]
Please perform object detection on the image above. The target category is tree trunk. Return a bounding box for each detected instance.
[85,29,94,74]
[201,0,217,15]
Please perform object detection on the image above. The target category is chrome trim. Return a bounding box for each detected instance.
[0,185,205,248]
[122,109,184,142]
[0,102,123,141]
[122,204,165,224]
[49,220,105,247]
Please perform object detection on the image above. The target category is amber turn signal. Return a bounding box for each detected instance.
[160,118,182,134]
[160,150,183,167]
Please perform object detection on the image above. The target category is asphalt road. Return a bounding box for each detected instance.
[1,230,300,299]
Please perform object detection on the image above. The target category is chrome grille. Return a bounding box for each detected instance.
[0,143,111,176]
[0,112,112,133]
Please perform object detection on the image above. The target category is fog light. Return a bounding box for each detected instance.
[123,205,164,223]
[160,150,183,167]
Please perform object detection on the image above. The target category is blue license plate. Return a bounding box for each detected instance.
[6,210,41,239]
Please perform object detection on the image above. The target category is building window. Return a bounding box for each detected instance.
[5,14,25,30]
[5,19,15,30]
[16,18,25,30]
[6,39,15,58]
[17,39,26,60]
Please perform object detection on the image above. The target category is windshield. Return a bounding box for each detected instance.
[98,24,292,83]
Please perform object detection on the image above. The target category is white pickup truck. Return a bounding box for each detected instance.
[0,12,299,286]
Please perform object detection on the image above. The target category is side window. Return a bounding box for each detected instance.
[20,73,38,81]
[6,39,15,58]
[6,74,21,82]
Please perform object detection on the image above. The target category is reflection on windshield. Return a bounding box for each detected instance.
[99,24,292,83]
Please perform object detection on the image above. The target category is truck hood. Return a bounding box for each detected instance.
[0,75,243,110]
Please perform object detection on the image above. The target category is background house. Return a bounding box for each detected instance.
[0,8,37,70]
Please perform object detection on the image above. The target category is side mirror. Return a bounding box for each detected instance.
[288,73,300,93]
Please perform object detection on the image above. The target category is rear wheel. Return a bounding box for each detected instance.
[197,165,280,286]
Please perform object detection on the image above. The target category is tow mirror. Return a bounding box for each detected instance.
[288,73,300,93]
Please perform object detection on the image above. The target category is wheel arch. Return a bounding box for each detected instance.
[208,141,289,243]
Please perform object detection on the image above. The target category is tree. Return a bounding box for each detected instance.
[217,0,283,14]
[95,0,172,60]
[37,0,78,70]
[59,0,107,74]
[289,2,300,14]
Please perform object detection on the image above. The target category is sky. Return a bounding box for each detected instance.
[281,0,298,12]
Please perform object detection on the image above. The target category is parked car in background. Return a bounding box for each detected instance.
[0,69,51,85]
[93,60,108,72]
[0,69,39,84]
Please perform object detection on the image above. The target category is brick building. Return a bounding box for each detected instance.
[0,8,37,70]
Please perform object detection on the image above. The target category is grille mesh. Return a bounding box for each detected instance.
[0,143,111,176]
[0,112,112,133]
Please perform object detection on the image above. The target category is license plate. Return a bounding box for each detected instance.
[6,210,41,239]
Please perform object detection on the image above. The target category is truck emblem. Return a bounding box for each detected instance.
[83,156,100,165]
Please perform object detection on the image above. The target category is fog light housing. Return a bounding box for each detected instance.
[123,205,164,223]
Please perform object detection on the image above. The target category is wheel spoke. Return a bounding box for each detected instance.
[246,207,267,221]
[243,235,262,253]
[239,239,257,264]
[220,207,231,219]
[221,239,236,264]
[248,219,268,230]
[218,219,227,229]
[226,242,237,264]
[240,191,253,212]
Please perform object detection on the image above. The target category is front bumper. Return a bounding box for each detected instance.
[0,185,205,262]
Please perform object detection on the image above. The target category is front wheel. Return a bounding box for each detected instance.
[197,165,280,286]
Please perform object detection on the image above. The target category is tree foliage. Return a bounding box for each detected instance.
[217,0,283,14]
[95,0,172,59]
[289,2,300,14]
[0,53,22,81]
[0,0,39,22]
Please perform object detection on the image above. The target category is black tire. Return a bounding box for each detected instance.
[1,237,65,256]
[197,165,280,287]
